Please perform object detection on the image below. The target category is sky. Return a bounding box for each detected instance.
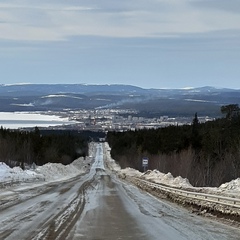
[0,0,240,89]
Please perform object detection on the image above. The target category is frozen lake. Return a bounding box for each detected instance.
[0,112,75,129]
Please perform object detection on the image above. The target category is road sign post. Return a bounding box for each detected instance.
[142,157,149,172]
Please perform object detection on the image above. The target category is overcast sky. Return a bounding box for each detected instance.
[0,0,240,89]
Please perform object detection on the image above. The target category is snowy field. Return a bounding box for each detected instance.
[0,142,240,200]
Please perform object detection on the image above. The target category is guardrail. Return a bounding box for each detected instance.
[132,177,240,209]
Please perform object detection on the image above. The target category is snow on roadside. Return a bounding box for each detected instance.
[103,142,240,198]
[1,141,240,198]
[219,178,240,191]
[104,142,192,188]
[0,156,92,187]
[141,170,193,188]
[0,142,96,187]
[120,168,142,178]
[214,178,240,198]
[104,143,121,172]
[0,162,44,185]
[35,158,86,182]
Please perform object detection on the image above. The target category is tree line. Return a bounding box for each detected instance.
[107,104,240,187]
[0,127,89,169]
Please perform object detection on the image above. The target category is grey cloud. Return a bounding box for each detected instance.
[1,0,240,41]
[190,0,240,13]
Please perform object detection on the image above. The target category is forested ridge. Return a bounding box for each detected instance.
[107,105,240,187]
[0,128,89,168]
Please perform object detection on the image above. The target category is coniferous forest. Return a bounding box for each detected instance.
[107,105,240,187]
[0,127,89,169]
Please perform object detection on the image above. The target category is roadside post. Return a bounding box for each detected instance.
[142,157,149,172]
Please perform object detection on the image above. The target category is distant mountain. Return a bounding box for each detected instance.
[0,84,239,117]
[0,84,146,96]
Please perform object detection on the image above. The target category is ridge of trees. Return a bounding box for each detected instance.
[0,127,89,169]
[107,105,240,187]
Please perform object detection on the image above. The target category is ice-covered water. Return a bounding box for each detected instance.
[0,112,76,129]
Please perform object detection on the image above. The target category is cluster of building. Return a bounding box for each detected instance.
[47,109,214,132]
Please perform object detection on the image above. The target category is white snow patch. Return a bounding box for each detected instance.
[121,167,142,177]
[0,162,44,184]
[140,170,192,188]
[219,178,240,191]
[41,94,83,100]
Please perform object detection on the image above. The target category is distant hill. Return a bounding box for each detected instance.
[0,84,240,117]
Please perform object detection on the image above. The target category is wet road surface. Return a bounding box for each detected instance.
[1,143,240,240]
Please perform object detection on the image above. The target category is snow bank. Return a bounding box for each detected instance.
[140,170,192,188]
[36,163,78,181]
[120,168,142,177]
[219,178,240,191]
[120,168,193,188]
[0,155,92,187]
[0,142,96,188]
[35,157,91,182]
[0,162,44,185]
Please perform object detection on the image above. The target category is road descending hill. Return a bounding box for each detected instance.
[0,143,240,239]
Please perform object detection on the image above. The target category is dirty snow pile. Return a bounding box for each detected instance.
[0,162,44,185]
[141,170,193,188]
[35,157,89,182]
[118,168,193,188]
[0,156,91,186]
[219,178,240,191]
[0,142,96,187]
[120,168,142,177]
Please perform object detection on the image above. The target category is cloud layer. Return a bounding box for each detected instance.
[0,0,240,89]
[1,0,240,41]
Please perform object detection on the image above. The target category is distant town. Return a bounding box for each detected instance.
[42,109,214,132]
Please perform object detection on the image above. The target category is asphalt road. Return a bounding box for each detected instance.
[0,143,240,240]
